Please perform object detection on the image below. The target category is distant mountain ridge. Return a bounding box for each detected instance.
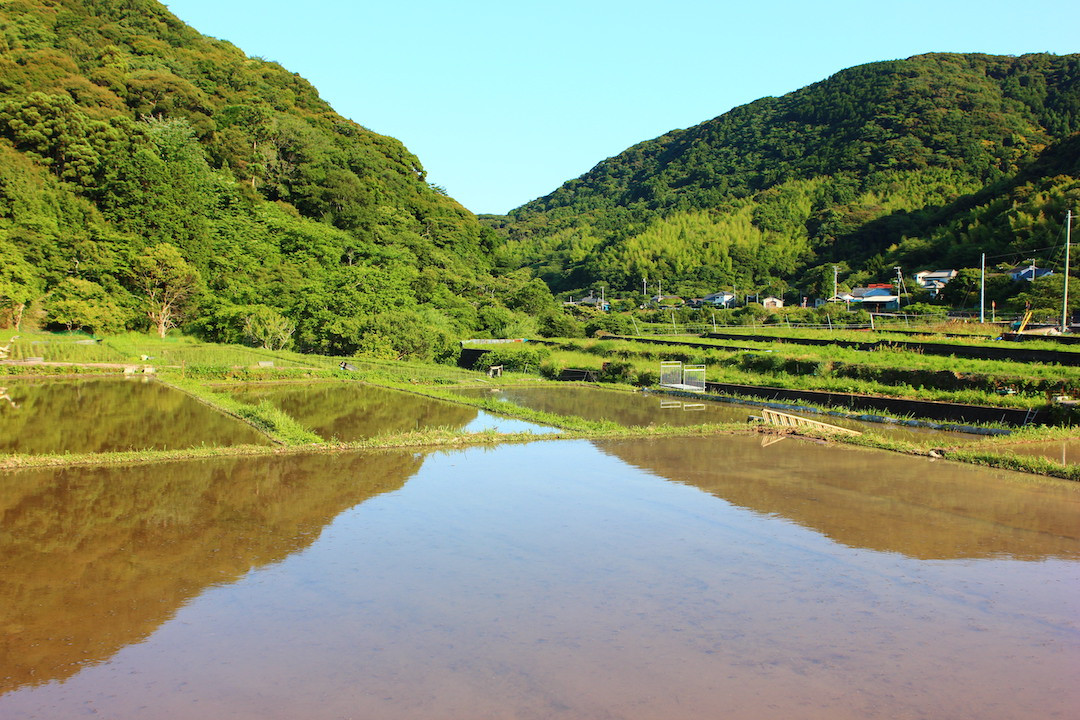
[496,52,1080,305]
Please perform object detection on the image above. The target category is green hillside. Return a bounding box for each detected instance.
[496,53,1080,309]
[0,0,552,357]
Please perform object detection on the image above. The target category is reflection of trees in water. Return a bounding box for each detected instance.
[0,450,422,693]
[0,379,268,453]
[490,387,745,427]
[232,383,478,440]
[596,435,1080,561]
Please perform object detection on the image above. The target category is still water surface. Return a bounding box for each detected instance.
[228,382,555,440]
[458,385,982,443]
[0,377,268,452]
[1001,438,1080,466]
[1,436,1077,719]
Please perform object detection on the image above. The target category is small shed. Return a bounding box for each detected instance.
[761,296,784,309]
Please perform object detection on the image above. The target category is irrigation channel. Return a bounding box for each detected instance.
[2,376,1079,720]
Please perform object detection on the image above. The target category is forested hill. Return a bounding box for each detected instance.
[496,53,1080,302]
[0,0,552,357]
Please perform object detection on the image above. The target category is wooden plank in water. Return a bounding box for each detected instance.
[759,408,861,436]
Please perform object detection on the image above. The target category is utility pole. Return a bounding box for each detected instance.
[980,253,986,324]
[833,265,838,301]
[1063,210,1072,333]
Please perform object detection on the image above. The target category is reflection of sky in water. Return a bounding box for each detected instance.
[462,409,558,434]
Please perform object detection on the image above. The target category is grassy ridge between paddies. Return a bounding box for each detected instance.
[539,336,1080,412]
[160,376,323,445]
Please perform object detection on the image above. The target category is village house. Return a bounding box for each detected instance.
[761,296,784,309]
[1008,264,1054,281]
[914,269,958,298]
[817,291,854,307]
[702,291,736,308]
[849,284,899,310]
[565,293,609,310]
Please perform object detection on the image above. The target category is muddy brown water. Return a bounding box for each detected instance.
[456,385,984,444]
[1,436,1077,719]
[0,377,269,452]
[227,382,555,440]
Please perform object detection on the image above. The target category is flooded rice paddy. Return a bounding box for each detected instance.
[227,382,556,440]
[1000,437,1080,466]
[457,385,984,444]
[0,377,268,453]
[2,435,1078,719]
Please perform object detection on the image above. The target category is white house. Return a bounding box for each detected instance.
[817,292,855,307]
[761,296,784,309]
[914,269,958,298]
[702,291,736,308]
[576,294,610,311]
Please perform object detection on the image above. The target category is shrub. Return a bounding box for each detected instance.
[539,357,566,379]
[584,313,634,337]
[635,369,659,387]
[470,344,551,373]
[598,359,635,383]
[538,311,585,338]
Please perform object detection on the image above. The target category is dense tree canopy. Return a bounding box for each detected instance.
[0,0,547,357]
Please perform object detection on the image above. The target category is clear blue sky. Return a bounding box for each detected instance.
[162,0,1078,215]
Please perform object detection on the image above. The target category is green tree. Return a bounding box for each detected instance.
[130,243,202,338]
[45,277,125,333]
[243,305,294,350]
[506,278,555,315]
[537,311,584,338]
[0,238,44,329]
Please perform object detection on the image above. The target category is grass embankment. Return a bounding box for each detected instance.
[540,336,1080,411]
[696,322,1080,352]
[836,426,1080,482]
[634,319,1013,342]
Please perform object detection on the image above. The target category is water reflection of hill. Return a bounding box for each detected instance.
[230,383,479,440]
[596,435,1080,560]
[0,450,422,694]
[456,386,748,426]
[0,378,269,452]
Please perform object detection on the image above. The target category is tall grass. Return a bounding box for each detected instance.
[0,331,128,363]
[104,334,316,368]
